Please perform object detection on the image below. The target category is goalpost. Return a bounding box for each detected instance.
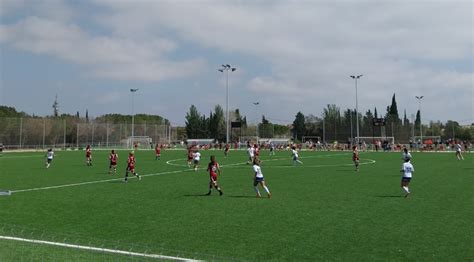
[127,136,153,149]
[186,139,215,146]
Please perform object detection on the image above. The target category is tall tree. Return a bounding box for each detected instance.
[292,112,306,141]
[209,105,225,141]
[323,104,341,141]
[389,94,399,120]
[185,105,205,139]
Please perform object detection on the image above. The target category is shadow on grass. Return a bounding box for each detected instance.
[183,193,211,197]
[226,195,257,199]
[376,195,404,198]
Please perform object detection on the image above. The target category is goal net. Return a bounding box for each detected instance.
[127,136,153,149]
[186,139,215,147]
[357,137,395,145]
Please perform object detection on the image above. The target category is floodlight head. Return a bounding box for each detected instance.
[226,64,231,68]
[231,68,236,72]
[221,64,226,68]
[254,102,259,105]
[130,88,139,92]
[218,69,224,72]
[350,75,355,79]
[357,74,363,78]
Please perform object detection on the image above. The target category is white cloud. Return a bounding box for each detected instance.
[1,0,472,123]
[0,16,206,82]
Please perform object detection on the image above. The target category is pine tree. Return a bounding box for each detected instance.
[293,112,306,141]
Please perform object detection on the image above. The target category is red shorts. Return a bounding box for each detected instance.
[210,175,217,183]
[127,165,135,171]
[110,161,117,166]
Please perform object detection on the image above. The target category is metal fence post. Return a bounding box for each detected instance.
[63,119,66,150]
[43,118,46,149]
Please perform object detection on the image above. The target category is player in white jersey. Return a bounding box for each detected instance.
[252,158,271,198]
[247,145,255,164]
[400,158,414,198]
[291,146,303,165]
[402,147,412,162]
[193,150,201,171]
[455,143,464,160]
[45,148,54,168]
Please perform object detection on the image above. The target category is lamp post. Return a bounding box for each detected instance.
[350,75,363,147]
[130,88,139,149]
[218,64,236,144]
[415,96,424,146]
[253,102,260,141]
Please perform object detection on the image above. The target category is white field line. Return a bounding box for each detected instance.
[0,235,201,261]
[11,169,190,194]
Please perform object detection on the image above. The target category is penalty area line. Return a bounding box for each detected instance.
[0,235,201,261]
[10,169,190,194]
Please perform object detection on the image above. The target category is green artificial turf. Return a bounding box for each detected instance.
[0,149,472,261]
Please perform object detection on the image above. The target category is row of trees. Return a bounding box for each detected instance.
[183,94,472,143]
[184,105,292,141]
[291,94,471,142]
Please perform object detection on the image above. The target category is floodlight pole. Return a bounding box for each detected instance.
[254,102,260,142]
[350,75,363,147]
[218,65,236,144]
[416,96,424,146]
[130,88,139,149]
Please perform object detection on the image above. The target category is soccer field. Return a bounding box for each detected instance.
[0,149,472,261]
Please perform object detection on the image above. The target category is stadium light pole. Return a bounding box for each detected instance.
[350,75,363,147]
[130,88,139,149]
[218,64,237,144]
[253,102,260,141]
[415,96,424,146]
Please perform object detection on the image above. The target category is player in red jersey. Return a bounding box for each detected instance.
[224,143,230,157]
[352,145,360,172]
[254,144,260,158]
[85,145,92,166]
[187,147,194,167]
[206,155,223,196]
[108,150,118,175]
[155,144,161,160]
[125,151,140,182]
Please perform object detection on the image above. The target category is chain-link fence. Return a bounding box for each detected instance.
[0,118,176,150]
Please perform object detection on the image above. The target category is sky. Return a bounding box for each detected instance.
[0,0,472,126]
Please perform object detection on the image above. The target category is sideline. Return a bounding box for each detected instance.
[10,169,190,194]
[0,235,201,261]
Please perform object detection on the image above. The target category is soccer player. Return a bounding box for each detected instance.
[269,143,276,156]
[193,150,201,171]
[206,155,223,196]
[402,147,412,162]
[224,143,230,157]
[291,146,303,165]
[455,142,464,160]
[45,148,54,168]
[254,144,260,158]
[252,158,271,198]
[187,147,194,167]
[247,144,255,164]
[109,150,118,175]
[125,151,140,182]
[155,144,161,160]
[85,145,92,166]
[352,145,359,172]
[400,158,414,198]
